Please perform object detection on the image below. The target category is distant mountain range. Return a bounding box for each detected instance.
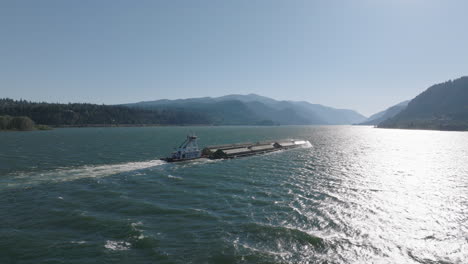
[3,76,467,130]
[378,77,468,130]
[357,100,409,126]
[124,94,367,125]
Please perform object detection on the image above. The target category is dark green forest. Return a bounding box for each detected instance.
[379,76,468,131]
[0,98,211,127]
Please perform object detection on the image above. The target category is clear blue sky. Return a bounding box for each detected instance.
[1,0,467,116]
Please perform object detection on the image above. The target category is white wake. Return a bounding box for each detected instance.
[3,159,166,188]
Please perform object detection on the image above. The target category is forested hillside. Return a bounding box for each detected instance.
[379,77,468,130]
[125,94,366,125]
[0,94,368,127]
[0,99,211,126]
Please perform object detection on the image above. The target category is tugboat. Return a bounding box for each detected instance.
[161,134,310,162]
[160,134,202,162]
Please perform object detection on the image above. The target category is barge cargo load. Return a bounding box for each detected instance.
[202,140,308,159]
[161,135,309,162]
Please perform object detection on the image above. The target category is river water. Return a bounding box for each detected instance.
[0,126,467,263]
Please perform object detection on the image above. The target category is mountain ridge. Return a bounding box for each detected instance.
[378,76,468,130]
[358,100,409,126]
[124,94,366,125]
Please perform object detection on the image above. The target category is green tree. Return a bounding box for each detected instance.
[7,116,35,130]
[0,115,12,129]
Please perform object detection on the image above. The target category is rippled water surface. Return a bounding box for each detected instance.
[1,126,467,263]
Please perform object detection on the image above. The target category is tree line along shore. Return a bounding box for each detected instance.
[0,98,212,131]
[0,115,51,131]
[2,75,468,132]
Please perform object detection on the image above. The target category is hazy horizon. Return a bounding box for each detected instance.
[2,1,468,116]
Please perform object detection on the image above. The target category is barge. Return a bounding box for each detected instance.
[161,134,309,162]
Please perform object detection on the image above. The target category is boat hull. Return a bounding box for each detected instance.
[160,156,205,163]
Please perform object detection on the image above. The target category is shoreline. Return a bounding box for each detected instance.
[375,126,468,132]
[51,123,212,128]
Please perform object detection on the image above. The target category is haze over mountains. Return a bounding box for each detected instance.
[358,101,409,126]
[0,94,366,127]
[379,76,468,130]
[356,76,468,130]
[2,76,467,130]
[125,94,367,125]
